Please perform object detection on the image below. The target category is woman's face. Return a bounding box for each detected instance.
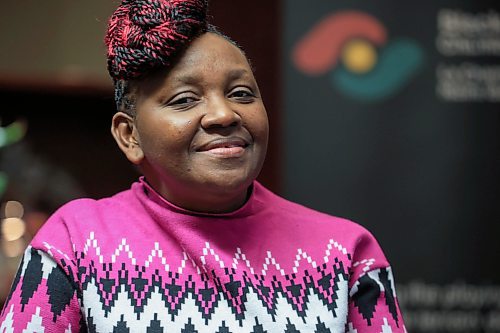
[118,32,269,213]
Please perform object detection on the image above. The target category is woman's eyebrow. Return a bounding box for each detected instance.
[169,68,253,87]
[171,74,200,85]
[226,68,252,80]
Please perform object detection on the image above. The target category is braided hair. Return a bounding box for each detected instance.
[105,0,209,112]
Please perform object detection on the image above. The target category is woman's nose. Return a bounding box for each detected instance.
[201,97,241,129]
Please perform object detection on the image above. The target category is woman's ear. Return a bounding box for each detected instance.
[111,112,144,165]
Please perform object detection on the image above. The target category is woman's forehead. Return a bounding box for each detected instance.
[174,33,250,72]
[134,33,254,95]
[151,34,252,84]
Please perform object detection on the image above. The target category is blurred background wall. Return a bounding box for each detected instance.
[1,1,499,332]
[284,1,500,332]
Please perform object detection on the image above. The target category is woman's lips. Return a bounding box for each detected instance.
[204,146,246,157]
[196,137,249,157]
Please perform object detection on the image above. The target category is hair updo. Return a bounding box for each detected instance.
[105,0,208,111]
[105,0,208,80]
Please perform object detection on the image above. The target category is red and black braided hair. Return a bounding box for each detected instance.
[105,0,208,81]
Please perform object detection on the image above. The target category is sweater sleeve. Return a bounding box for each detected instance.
[345,227,406,332]
[0,246,83,332]
[346,266,406,332]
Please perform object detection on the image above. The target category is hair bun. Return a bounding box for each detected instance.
[105,0,208,80]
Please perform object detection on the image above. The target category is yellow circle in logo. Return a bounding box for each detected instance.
[341,39,377,74]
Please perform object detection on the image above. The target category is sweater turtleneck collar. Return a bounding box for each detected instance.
[132,176,265,219]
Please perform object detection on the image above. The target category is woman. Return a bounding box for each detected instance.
[0,0,406,332]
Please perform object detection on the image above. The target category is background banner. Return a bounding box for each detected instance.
[284,1,500,332]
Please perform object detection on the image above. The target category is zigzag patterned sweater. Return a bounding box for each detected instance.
[0,178,406,332]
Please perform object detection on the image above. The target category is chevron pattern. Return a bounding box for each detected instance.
[0,233,403,332]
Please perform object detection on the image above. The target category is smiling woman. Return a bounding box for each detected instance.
[111,33,269,213]
[0,0,406,332]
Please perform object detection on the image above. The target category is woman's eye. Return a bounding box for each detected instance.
[229,89,256,102]
[167,94,198,108]
[172,97,194,105]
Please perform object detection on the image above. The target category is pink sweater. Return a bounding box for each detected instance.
[0,178,405,332]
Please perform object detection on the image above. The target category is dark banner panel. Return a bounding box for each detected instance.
[284,1,500,332]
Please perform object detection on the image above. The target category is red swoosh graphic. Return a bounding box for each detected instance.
[292,11,388,75]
